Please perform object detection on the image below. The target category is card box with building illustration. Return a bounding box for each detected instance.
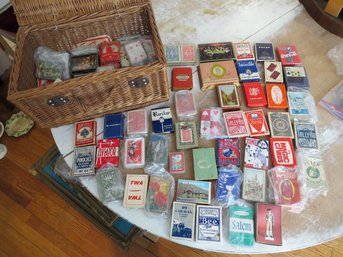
[170,202,196,240]
[217,84,240,110]
[242,167,266,203]
[176,179,211,205]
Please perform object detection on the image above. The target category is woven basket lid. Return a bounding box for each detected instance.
[10,0,149,26]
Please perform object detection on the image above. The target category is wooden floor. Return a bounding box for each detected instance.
[0,107,342,257]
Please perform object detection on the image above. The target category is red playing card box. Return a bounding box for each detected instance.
[99,41,121,67]
[244,109,270,137]
[75,120,97,147]
[124,137,145,168]
[243,82,267,108]
[223,111,249,138]
[270,138,297,168]
[256,203,282,245]
[277,45,301,66]
[172,67,193,91]
[169,152,186,174]
[96,139,120,168]
[266,83,288,109]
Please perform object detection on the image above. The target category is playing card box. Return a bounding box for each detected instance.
[165,44,196,66]
[196,205,222,243]
[294,122,319,150]
[244,138,269,170]
[175,121,198,150]
[170,202,196,240]
[255,43,275,62]
[124,40,149,66]
[233,42,255,61]
[217,84,240,110]
[169,152,186,174]
[176,179,211,205]
[244,109,270,137]
[172,67,193,91]
[216,166,242,205]
[255,203,282,245]
[287,91,311,120]
[284,66,309,89]
[264,61,283,83]
[146,175,172,215]
[223,111,249,138]
[242,82,267,108]
[266,83,288,109]
[175,90,197,120]
[123,137,145,169]
[151,107,174,134]
[146,134,169,167]
[242,167,266,202]
[269,166,301,205]
[193,148,218,181]
[96,139,120,168]
[216,138,240,167]
[277,45,301,66]
[99,41,121,67]
[73,145,96,176]
[300,156,328,190]
[270,138,297,168]
[198,42,234,62]
[71,53,98,77]
[96,166,124,203]
[236,60,261,82]
[103,113,125,139]
[127,109,148,136]
[200,108,227,139]
[123,174,149,208]
[198,61,239,91]
[268,112,294,138]
[74,120,96,147]
[229,206,254,246]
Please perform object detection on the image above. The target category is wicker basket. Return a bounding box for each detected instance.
[7,0,169,128]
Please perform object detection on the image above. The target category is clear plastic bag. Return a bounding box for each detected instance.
[124,40,149,67]
[144,164,175,218]
[175,90,197,121]
[34,46,70,80]
[122,137,145,169]
[319,80,343,121]
[126,109,148,137]
[96,163,124,204]
[145,133,170,169]
[287,88,317,123]
[200,108,228,139]
[215,165,242,208]
[327,43,343,75]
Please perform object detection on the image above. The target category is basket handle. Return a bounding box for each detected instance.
[47,95,69,107]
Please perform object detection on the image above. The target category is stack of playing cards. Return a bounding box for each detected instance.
[266,83,288,109]
[264,61,283,83]
[268,112,294,138]
[236,60,261,82]
[175,90,197,120]
[284,66,309,89]
[287,91,312,121]
[175,121,198,150]
[233,42,255,61]
[277,45,301,66]
[200,108,227,139]
[193,148,218,180]
[242,167,266,202]
[96,165,124,203]
[124,40,148,66]
[270,138,297,168]
[229,206,254,246]
[216,166,242,206]
[244,137,269,170]
[172,67,193,91]
[96,139,120,168]
[244,109,270,137]
[217,84,240,110]
[169,152,186,174]
[198,42,234,62]
[146,133,169,167]
[176,179,211,205]
[165,44,196,66]
[223,111,249,138]
[294,122,319,150]
[127,109,148,136]
[243,82,267,108]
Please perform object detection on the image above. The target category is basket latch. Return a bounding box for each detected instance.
[128,77,149,88]
[47,96,69,107]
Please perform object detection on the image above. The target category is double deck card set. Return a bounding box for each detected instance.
[67,40,326,248]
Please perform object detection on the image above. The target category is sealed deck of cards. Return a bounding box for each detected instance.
[8,0,169,128]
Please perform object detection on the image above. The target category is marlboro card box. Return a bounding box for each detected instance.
[270,138,297,168]
[198,61,239,91]
[233,42,255,61]
[96,139,120,168]
[243,82,267,108]
[123,174,149,208]
[198,42,234,62]
[75,120,96,147]
[172,67,193,91]
[277,45,301,66]
[255,43,275,62]
[103,113,125,139]
[8,0,169,128]
[256,203,282,245]
[151,107,174,134]
[264,61,283,83]
[236,60,261,82]
[266,83,288,109]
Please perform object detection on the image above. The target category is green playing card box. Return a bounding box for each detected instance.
[229,205,254,246]
[193,148,218,180]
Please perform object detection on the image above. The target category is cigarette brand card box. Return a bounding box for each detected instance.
[196,205,222,243]
[266,83,288,109]
[233,42,255,61]
[75,120,97,147]
[103,113,125,139]
[198,42,234,62]
[151,107,174,134]
[217,84,240,110]
[242,82,267,108]
[229,206,254,246]
[216,138,240,167]
[193,148,218,181]
[172,67,193,91]
[255,43,275,62]
[284,66,309,89]
[277,45,301,66]
[270,138,297,168]
[170,202,196,240]
[236,60,261,82]
[255,203,282,245]
[198,61,239,91]
[123,174,149,208]
[264,61,283,83]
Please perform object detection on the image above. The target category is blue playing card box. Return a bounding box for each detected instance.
[255,43,275,62]
[103,113,125,139]
[236,60,261,82]
[151,107,174,133]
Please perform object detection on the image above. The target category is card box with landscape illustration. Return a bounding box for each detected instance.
[176,179,211,205]
[170,202,196,240]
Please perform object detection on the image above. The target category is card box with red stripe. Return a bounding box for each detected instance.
[172,67,193,91]
[96,139,120,168]
[74,120,97,147]
[270,138,297,168]
[243,82,267,108]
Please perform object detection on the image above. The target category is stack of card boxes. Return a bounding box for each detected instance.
[164,44,197,66]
